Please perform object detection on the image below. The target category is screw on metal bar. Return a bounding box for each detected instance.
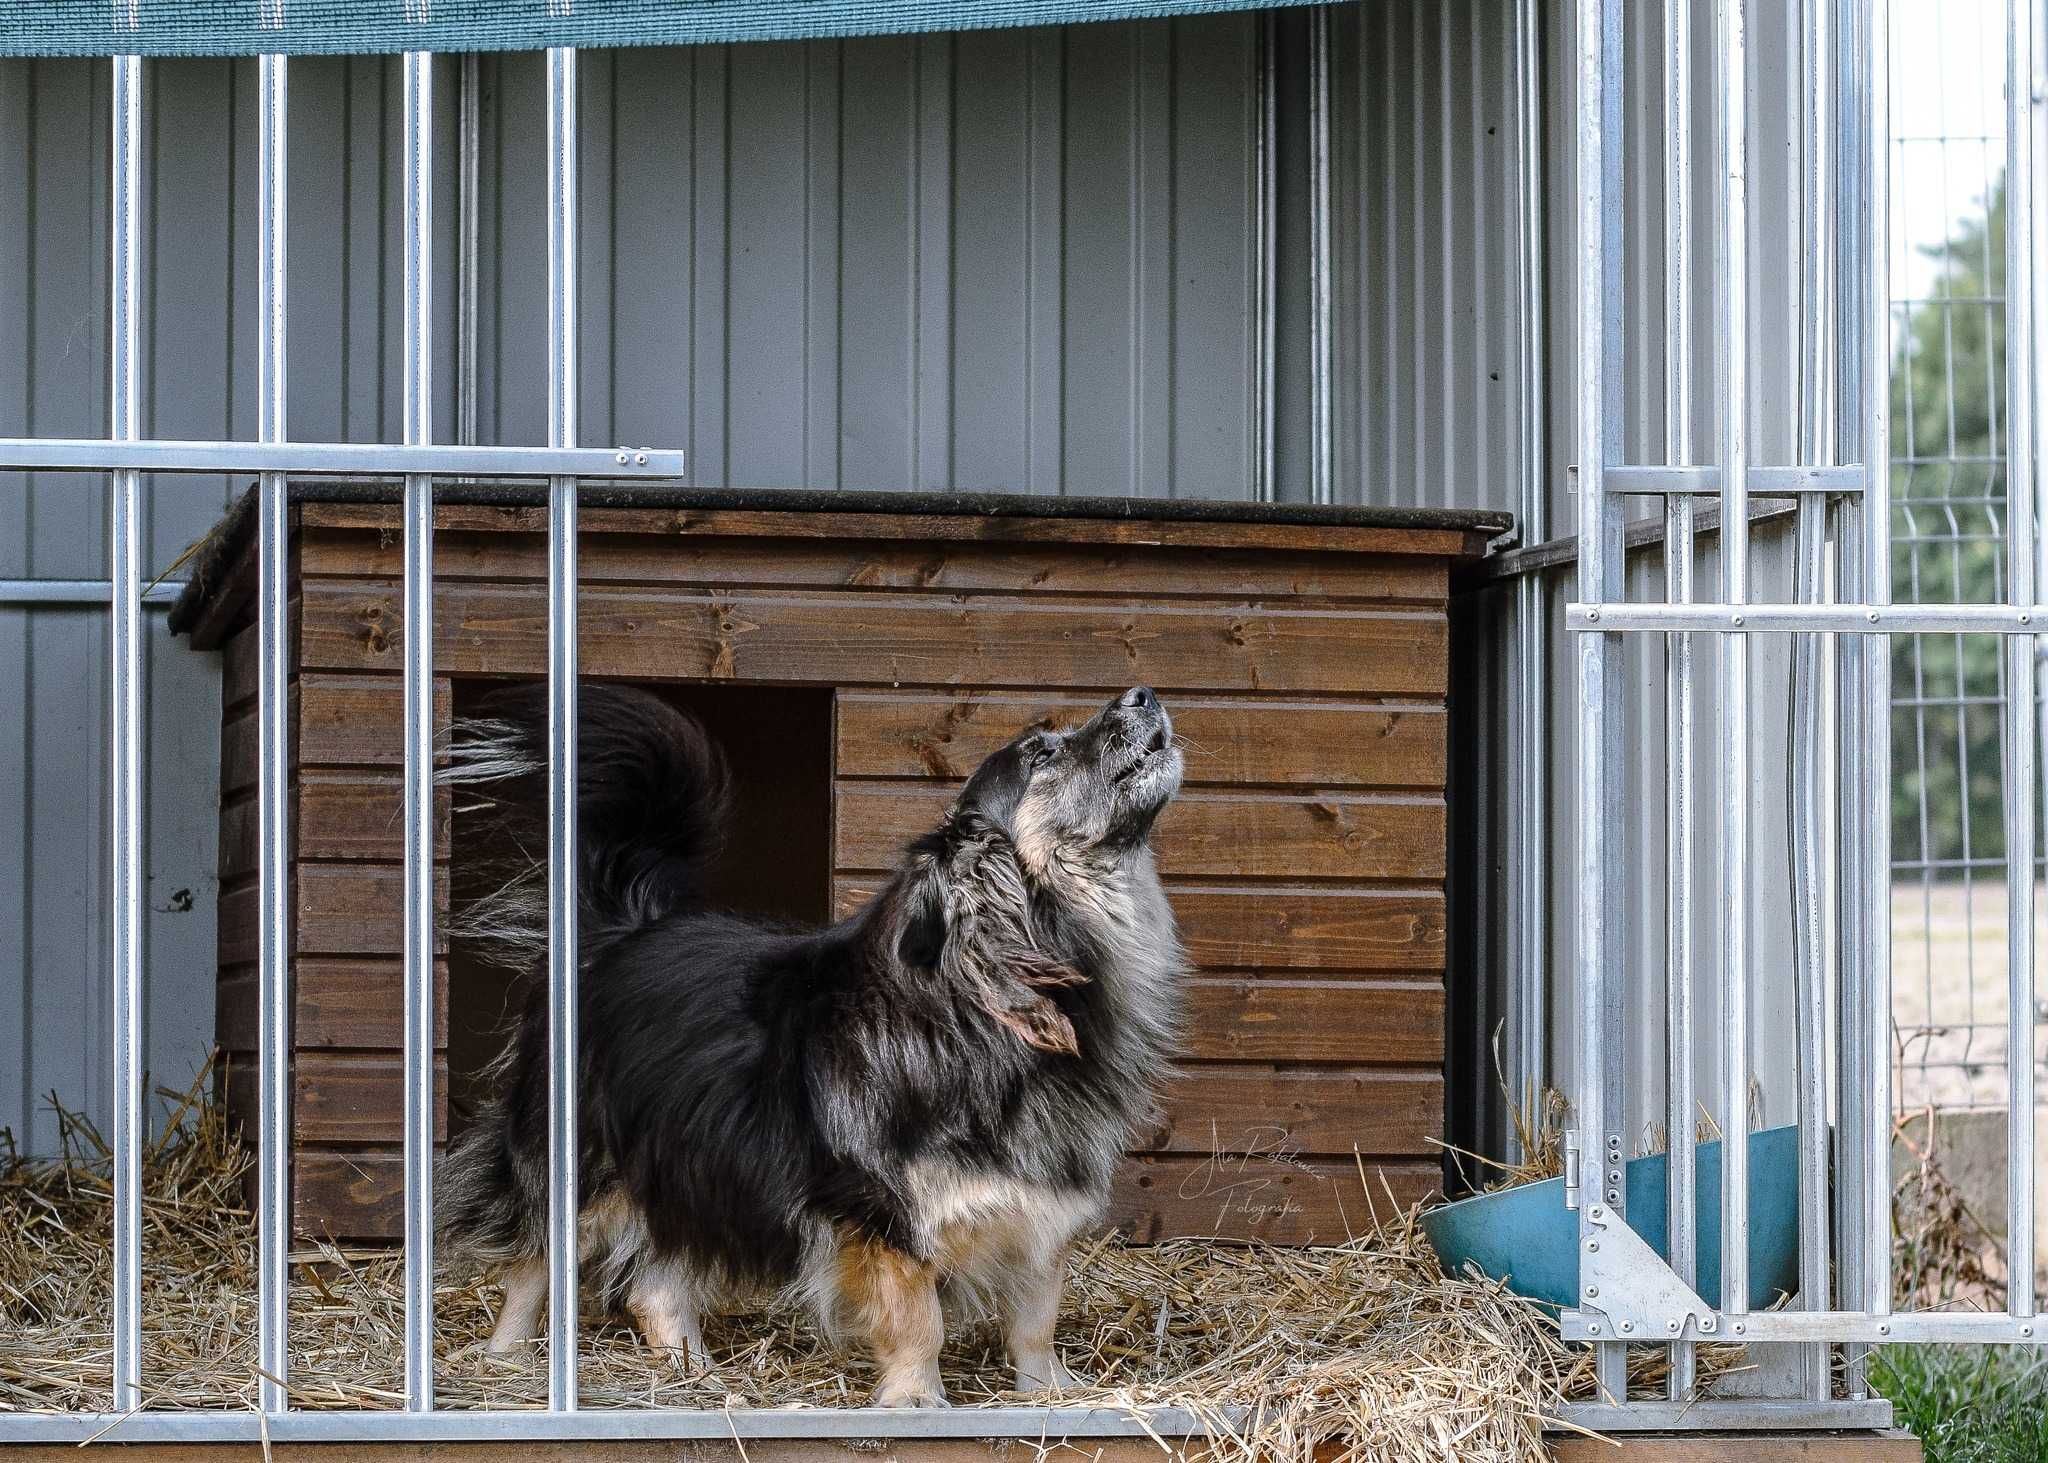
[1732,613,1744,625]
[1700,1318,1716,1332]
[1667,1321,1680,1333]
[1586,1285,1599,1298]
[1587,1323,1601,1335]
[635,452,648,464]
[1733,1322,1745,1334]
[1587,608,1600,622]
[1877,1324,1889,1335]
[1606,1190,1620,1202]
[1588,1241,1600,1253]
[1620,1322,1633,1334]
[1590,1207,1604,1219]
[1868,610,1879,622]
[616,452,628,464]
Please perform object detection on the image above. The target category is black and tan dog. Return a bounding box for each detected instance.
[437,683,1185,1406]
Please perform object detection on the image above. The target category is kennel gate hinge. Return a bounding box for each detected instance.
[1563,1128,1582,1209]
[1561,1202,1719,1343]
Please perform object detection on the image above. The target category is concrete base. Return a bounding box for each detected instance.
[1895,1107,2048,1292]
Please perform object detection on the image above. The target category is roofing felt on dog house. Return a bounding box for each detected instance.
[174,484,1503,1243]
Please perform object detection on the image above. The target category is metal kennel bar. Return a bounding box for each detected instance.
[1505,0,1550,1157]
[545,43,584,1413]
[1659,0,1698,1404]
[400,49,438,1414]
[2003,0,2040,1326]
[107,49,144,1416]
[254,48,291,1419]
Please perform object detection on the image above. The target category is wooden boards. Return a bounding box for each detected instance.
[201,503,1460,1240]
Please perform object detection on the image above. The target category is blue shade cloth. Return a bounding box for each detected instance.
[0,1,1320,58]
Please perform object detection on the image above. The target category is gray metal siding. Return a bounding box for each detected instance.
[1332,0,1523,512]
[472,26,1268,498]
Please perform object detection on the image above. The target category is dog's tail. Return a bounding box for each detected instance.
[442,682,733,969]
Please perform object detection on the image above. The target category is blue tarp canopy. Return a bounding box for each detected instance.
[0,0,1319,58]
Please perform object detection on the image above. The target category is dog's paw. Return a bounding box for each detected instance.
[648,1341,705,1373]
[870,1374,950,1409]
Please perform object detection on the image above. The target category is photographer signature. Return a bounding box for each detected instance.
[1177,1124,1328,1231]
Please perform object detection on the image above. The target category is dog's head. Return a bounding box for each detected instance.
[957,686,1183,867]
[891,689,1182,1055]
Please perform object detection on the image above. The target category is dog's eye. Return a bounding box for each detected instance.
[1030,741,1057,769]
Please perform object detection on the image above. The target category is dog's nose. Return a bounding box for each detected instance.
[1121,686,1157,711]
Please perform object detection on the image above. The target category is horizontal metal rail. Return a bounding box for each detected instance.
[0,438,682,476]
[0,1407,1219,1444]
[1571,601,2048,632]
[1564,1309,2041,1344]
[0,578,187,604]
[1600,463,1865,495]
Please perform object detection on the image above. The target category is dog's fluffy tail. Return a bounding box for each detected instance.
[442,682,733,970]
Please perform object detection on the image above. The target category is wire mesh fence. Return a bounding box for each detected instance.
[1887,0,2048,1114]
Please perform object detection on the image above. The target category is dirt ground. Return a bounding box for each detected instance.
[1892,877,2048,1112]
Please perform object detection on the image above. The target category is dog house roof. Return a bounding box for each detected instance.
[168,480,1511,638]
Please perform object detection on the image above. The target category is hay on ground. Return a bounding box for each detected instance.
[1,1070,1747,1463]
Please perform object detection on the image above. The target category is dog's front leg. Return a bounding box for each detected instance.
[1002,1250,1082,1393]
[834,1235,947,1407]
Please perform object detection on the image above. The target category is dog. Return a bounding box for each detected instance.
[436,682,1185,1406]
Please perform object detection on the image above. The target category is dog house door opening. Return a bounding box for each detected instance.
[448,681,834,1137]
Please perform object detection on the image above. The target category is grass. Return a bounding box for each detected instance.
[1871,1346,2048,1463]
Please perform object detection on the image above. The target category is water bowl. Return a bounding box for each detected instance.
[1418,1124,1802,1311]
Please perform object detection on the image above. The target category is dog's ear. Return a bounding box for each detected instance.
[979,945,1087,1056]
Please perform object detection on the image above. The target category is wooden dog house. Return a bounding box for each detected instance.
[172,485,1505,1243]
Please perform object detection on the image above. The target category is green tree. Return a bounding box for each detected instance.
[1890,180,2009,872]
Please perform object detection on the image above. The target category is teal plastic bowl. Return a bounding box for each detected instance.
[1418,1124,1801,1311]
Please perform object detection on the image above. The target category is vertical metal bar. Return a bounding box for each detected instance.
[1862,0,1894,1335]
[1832,0,1871,1393]
[2005,0,2038,1325]
[458,53,481,451]
[400,50,437,1416]
[1791,0,1834,1402]
[2033,0,2048,1337]
[1711,0,1752,1324]
[1661,0,1700,1404]
[1509,0,1550,1155]
[254,50,291,1419]
[1254,13,1277,504]
[545,44,582,1415]
[1575,0,1630,1403]
[107,51,144,1415]
[1308,4,1335,506]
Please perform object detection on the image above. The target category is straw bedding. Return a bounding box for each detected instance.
[1,1074,1743,1463]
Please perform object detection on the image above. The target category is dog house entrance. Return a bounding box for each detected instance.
[448,680,835,1136]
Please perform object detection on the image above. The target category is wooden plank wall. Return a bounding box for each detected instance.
[271,505,1452,1241]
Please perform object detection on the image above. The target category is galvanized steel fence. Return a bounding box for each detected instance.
[1557,0,2043,1434]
